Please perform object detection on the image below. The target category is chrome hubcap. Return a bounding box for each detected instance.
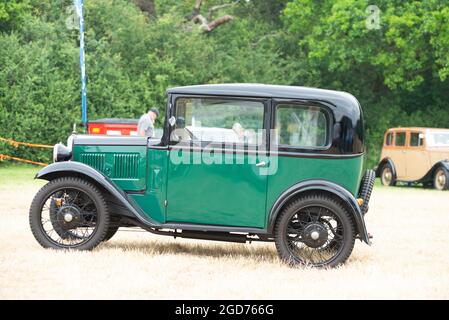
[382,168,392,185]
[435,171,446,190]
[64,213,73,222]
[302,223,328,248]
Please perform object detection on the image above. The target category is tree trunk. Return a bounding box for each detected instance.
[133,0,156,17]
[189,0,235,33]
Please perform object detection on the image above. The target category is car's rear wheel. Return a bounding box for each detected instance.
[434,167,449,191]
[103,224,120,242]
[380,164,396,186]
[29,177,110,250]
[274,195,355,268]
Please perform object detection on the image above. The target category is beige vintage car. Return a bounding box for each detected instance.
[376,127,449,190]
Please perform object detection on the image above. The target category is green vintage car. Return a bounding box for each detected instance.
[29,84,375,268]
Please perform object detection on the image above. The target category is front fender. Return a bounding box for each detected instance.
[268,180,371,244]
[36,161,160,227]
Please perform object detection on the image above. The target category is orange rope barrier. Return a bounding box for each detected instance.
[0,154,48,167]
[0,137,53,149]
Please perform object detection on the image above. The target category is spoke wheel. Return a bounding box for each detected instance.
[29,177,110,250]
[49,192,84,241]
[274,195,355,268]
[434,168,449,191]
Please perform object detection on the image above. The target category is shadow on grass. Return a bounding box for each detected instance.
[101,237,279,263]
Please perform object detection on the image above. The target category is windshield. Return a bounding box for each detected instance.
[427,132,449,147]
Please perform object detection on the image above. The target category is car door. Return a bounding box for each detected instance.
[390,131,408,179]
[405,131,429,181]
[165,95,269,228]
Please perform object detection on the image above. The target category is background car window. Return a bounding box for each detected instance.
[386,132,393,146]
[410,132,423,147]
[275,104,328,148]
[173,98,264,145]
[395,132,406,146]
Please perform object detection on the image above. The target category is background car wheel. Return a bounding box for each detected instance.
[434,167,449,191]
[29,177,110,250]
[381,164,396,186]
[274,194,355,268]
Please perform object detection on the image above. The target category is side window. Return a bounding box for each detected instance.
[172,97,265,145]
[395,132,406,146]
[410,132,423,147]
[275,104,328,148]
[385,132,393,146]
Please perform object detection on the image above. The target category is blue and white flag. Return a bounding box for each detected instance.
[74,0,88,127]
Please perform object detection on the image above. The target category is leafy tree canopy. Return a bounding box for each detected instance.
[0,0,448,168]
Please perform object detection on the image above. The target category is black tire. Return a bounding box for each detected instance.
[358,170,376,214]
[29,177,110,250]
[434,167,449,191]
[103,225,120,242]
[274,194,355,268]
[380,163,396,186]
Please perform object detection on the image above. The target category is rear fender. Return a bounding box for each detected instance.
[376,158,396,179]
[268,180,371,244]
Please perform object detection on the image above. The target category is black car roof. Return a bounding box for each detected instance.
[167,83,360,108]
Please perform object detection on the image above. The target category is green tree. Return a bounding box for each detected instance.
[0,0,31,32]
[283,0,449,167]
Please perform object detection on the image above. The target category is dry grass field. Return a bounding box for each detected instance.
[1,165,448,299]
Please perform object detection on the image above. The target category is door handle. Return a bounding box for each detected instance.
[256,161,267,167]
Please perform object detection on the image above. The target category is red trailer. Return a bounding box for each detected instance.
[88,118,138,136]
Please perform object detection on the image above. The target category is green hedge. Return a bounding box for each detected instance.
[1,0,449,169]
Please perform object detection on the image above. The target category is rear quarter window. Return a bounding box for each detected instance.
[275,104,329,148]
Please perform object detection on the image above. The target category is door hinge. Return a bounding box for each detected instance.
[164,200,168,207]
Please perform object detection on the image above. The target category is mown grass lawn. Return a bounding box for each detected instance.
[0,164,448,299]
[0,164,42,186]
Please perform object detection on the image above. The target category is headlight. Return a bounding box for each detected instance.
[53,143,72,162]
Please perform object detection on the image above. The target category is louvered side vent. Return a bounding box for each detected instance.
[80,153,106,171]
[113,153,140,179]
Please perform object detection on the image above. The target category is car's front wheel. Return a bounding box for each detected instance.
[434,167,449,191]
[29,177,110,250]
[274,195,356,268]
[380,163,396,186]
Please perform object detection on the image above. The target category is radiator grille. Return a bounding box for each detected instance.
[113,153,139,178]
[80,153,105,171]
